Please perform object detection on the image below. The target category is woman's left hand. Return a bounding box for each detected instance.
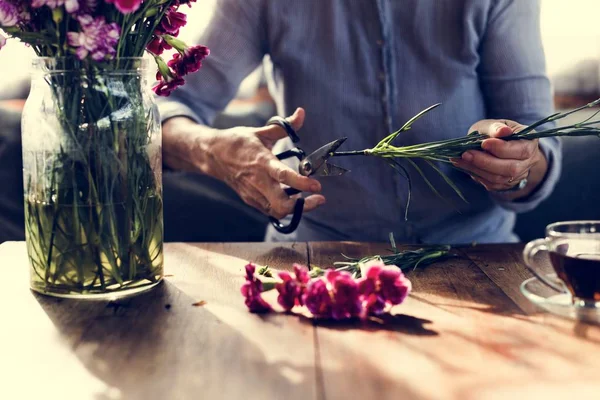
[451,119,548,200]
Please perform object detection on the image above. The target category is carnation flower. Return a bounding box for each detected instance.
[31,0,78,12]
[358,263,411,315]
[241,264,272,314]
[104,0,142,14]
[275,271,298,311]
[0,0,19,27]
[0,33,6,50]
[158,6,187,35]
[67,15,120,60]
[167,44,209,76]
[146,35,171,56]
[304,279,332,318]
[274,264,310,311]
[326,270,362,320]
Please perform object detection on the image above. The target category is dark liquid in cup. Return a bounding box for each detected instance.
[549,252,600,302]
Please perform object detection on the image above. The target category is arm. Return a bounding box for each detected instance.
[159,0,324,218]
[453,0,561,211]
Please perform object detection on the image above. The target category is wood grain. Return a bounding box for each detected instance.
[0,241,316,400]
[2,240,600,400]
[308,242,600,400]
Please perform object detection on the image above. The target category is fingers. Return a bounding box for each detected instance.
[453,150,530,178]
[468,119,523,138]
[303,194,326,213]
[256,107,306,145]
[481,137,538,160]
[471,169,529,191]
[267,158,322,193]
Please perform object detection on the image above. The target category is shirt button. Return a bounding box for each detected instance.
[376,39,384,47]
[378,72,385,81]
[381,96,387,104]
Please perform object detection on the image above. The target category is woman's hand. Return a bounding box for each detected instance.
[451,119,548,200]
[162,108,326,219]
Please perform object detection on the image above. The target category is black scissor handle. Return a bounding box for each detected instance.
[269,196,304,235]
[266,116,300,143]
[267,116,304,234]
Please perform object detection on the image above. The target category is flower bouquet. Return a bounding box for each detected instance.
[0,0,208,298]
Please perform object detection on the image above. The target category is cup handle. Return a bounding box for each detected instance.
[522,238,565,293]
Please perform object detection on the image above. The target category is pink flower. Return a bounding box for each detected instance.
[105,0,142,14]
[159,7,187,35]
[326,270,362,320]
[0,33,6,50]
[31,0,78,12]
[275,271,297,311]
[167,45,209,76]
[146,35,171,56]
[0,0,19,26]
[293,264,310,305]
[275,264,310,311]
[304,279,332,318]
[378,268,411,305]
[67,15,120,60]
[241,264,272,313]
[152,74,185,97]
[358,264,412,315]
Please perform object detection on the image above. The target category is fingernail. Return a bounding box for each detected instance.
[491,123,505,133]
[318,198,326,206]
[462,152,474,162]
[310,183,321,192]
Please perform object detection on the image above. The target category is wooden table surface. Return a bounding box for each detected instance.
[2,241,599,400]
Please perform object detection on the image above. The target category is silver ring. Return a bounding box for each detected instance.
[496,171,529,193]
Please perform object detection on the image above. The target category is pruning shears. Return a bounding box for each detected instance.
[266,116,349,234]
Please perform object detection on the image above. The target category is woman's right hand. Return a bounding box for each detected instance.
[162,108,326,219]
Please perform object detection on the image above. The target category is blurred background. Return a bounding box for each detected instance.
[1,1,599,243]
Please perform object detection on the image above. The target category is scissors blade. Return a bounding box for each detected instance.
[299,137,347,176]
[313,162,349,177]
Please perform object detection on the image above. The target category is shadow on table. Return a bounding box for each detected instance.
[302,313,439,336]
[33,281,319,400]
[32,279,432,400]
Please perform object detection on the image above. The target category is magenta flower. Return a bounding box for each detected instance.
[364,293,386,315]
[0,33,6,50]
[170,45,210,76]
[104,0,142,14]
[304,279,332,318]
[159,7,187,35]
[153,74,185,97]
[67,15,120,60]
[275,271,297,311]
[146,35,171,56]
[293,264,310,305]
[326,270,362,320]
[275,264,310,311]
[241,264,272,314]
[378,267,411,305]
[358,263,412,315]
[0,0,19,27]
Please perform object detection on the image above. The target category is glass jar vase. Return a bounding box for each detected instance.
[22,57,164,299]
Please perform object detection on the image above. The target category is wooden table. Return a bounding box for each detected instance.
[2,241,599,400]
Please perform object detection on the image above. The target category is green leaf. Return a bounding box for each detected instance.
[406,159,443,200]
[424,160,468,203]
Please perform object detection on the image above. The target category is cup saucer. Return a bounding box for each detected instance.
[520,274,600,324]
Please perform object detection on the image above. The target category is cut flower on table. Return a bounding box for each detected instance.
[241,262,412,321]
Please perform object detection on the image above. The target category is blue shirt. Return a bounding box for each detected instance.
[159,0,561,244]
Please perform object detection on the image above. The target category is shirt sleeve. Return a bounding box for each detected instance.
[478,0,562,213]
[156,0,267,125]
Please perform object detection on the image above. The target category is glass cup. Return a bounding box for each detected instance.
[523,221,600,308]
